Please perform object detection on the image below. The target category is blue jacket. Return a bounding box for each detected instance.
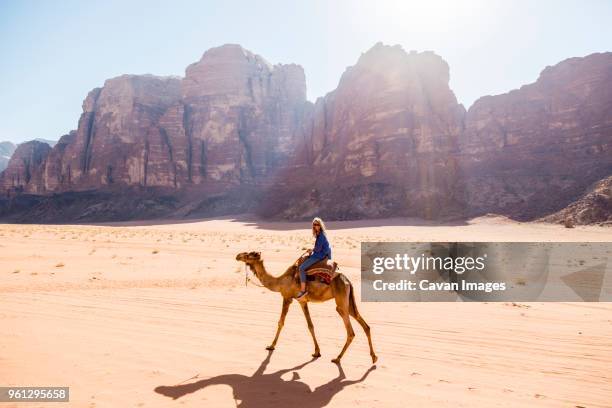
[312,232,332,260]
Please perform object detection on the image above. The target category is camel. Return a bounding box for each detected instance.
[235,251,377,364]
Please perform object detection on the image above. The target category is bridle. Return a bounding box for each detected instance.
[244,261,265,288]
[243,250,310,288]
[294,249,313,268]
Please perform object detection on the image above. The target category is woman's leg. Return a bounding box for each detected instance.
[299,256,319,285]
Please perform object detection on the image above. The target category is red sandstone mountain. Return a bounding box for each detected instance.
[0,140,50,194]
[1,45,306,198]
[0,44,610,223]
[267,43,466,219]
[459,52,612,220]
[178,44,306,186]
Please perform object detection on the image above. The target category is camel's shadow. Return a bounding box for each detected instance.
[154,351,376,407]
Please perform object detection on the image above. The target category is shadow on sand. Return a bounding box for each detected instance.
[90,213,467,229]
[154,351,376,407]
[232,215,468,231]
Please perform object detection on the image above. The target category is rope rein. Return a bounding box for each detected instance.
[244,263,265,288]
[244,251,310,289]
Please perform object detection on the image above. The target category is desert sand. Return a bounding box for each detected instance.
[1,215,611,407]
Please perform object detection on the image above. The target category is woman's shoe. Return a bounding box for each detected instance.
[296,290,308,299]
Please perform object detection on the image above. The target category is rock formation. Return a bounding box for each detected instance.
[268,48,612,221]
[459,52,612,220]
[175,44,306,187]
[0,141,51,194]
[0,43,610,223]
[41,75,183,191]
[540,176,612,225]
[2,44,306,199]
[268,43,466,219]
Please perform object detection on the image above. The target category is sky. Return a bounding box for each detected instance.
[0,0,610,144]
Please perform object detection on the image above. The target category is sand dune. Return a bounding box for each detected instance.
[1,216,611,407]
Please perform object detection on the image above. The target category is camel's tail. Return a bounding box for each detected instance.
[348,281,359,317]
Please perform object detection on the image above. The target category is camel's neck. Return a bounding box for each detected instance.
[250,261,281,292]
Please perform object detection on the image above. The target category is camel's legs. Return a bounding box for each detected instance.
[332,301,355,364]
[267,298,292,350]
[300,302,321,357]
[348,307,377,363]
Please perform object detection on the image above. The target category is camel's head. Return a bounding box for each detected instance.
[235,251,262,265]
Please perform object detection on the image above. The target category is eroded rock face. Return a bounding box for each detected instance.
[0,141,51,194]
[1,44,307,199]
[177,44,306,186]
[273,43,466,219]
[459,52,612,219]
[1,44,610,223]
[43,75,183,191]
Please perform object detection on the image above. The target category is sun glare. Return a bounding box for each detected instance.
[352,0,487,40]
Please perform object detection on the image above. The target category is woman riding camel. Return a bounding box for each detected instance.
[296,217,332,299]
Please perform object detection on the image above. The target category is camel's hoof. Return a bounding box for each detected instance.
[312,352,321,358]
[331,358,341,364]
[266,345,275,351]
[371,354,378,364]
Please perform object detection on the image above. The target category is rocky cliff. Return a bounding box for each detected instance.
[41,75,183,192]
[176,44,306,187]
[1,44,306,200]
[268,43,466,219]
[268,47,612,221]
[0,141,51,194]
[1,44,610,223]
[459,52,612,220]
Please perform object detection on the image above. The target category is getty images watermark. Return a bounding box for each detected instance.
[361,242,612,302]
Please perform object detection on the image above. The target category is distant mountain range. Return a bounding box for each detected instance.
[0,43,610,224]
[0,141,16,172]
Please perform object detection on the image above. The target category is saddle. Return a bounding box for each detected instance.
[294,255,339,285]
